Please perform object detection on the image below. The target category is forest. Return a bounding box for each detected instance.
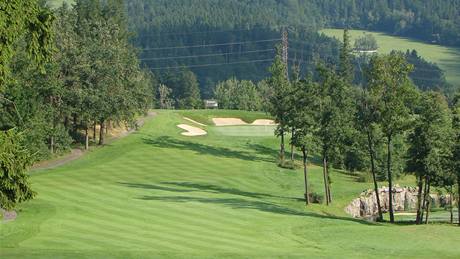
[124,0,458,103]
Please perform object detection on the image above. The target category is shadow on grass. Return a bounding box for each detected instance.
[120,181,377,226]
[142,136,274,163]
[119,182,195,193]
[138,195,377,226]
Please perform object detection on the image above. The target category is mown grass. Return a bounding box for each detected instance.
[1,110,459,258]
[321,29,460,87]
[47,0,74,8]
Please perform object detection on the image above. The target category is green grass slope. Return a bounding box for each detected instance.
[321,29,460,87]
[47,0,74,8]
[1,111,459,258]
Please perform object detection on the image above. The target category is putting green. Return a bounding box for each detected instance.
[321,29,460,87]
[212,125,276,137]
[1,110,459,258]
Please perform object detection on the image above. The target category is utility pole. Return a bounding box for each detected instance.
[282,28,289,79]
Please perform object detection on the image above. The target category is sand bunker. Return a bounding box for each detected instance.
[177,124,207,136]
[183,117,207,127]
[251,119,276,126]
[212,118,247,126]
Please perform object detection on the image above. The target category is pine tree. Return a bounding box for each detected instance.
[0,0,54,210]
[339,29,354,83]
[268,45,291,163]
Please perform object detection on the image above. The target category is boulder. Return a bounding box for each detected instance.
[345,186,452,219]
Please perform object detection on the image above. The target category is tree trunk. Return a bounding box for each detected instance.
[422,176,431,224]
[420,177,428,223]
[290,129,295,161]
[367,131,383,221]
[302,146,309,205]
[99,121,105,145]
[323,154,330,206]
[50,136,54,154]
[458,179,460,227]
[73,114,78,134]
[450,185,453,224]
[85,127,89,150]
[326,164,332,204]
[280,129,285,162]
[64,116,69,131]
[425,178,431,224]
[93,122,97,141]
[416,176,424,224]
[387,135,395,223]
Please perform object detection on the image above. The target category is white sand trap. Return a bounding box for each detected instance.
[177,124,207,136]
[183,117,207,127]
[252,119,276,126]
[212,118,248,126]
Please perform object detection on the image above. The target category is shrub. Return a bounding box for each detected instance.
[309,192,323,204]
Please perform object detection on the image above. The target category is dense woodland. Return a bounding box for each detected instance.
[1,0,152,210]
[124,0,457,103]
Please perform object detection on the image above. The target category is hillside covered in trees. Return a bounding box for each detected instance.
[121,0,459,102]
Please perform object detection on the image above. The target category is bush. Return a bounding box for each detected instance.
[278,159,301,170]
[309,192,323,204]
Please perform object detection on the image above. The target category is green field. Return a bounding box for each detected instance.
[47,0,74,8]
[321,29,460,87]
[1,110,459,258]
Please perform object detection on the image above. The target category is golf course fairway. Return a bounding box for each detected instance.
[1,111,459,258]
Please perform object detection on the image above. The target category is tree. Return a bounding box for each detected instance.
[73,0,153,145]
[177,70,201,109]
[268,45,291,162]
[367,53,416,223]
[214,78,262,111]
[354,34,378,52]
[339,29,354,83]
[406,91,452,224]
[288,76,317,205]
[356,87,384,221]
[0,130,36,210]
[158,84,174,109]
[0,0,54,210]
[451,93,460,226]
[315,64,355,205]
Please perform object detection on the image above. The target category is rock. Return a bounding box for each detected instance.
[1,208,17,222]
[345,187,452,219]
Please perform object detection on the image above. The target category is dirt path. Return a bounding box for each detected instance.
[31,111,157,171]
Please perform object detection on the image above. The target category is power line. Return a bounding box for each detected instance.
[146,58,274,70]
[139,38,281,51]
[134,27,270,38]
[140,49,274,61]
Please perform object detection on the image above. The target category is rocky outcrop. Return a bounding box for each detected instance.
[345,186,453,219]
[1,208,17,222]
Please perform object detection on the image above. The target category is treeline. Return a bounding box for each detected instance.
[266,30,460,225]
[1,0,153,210]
